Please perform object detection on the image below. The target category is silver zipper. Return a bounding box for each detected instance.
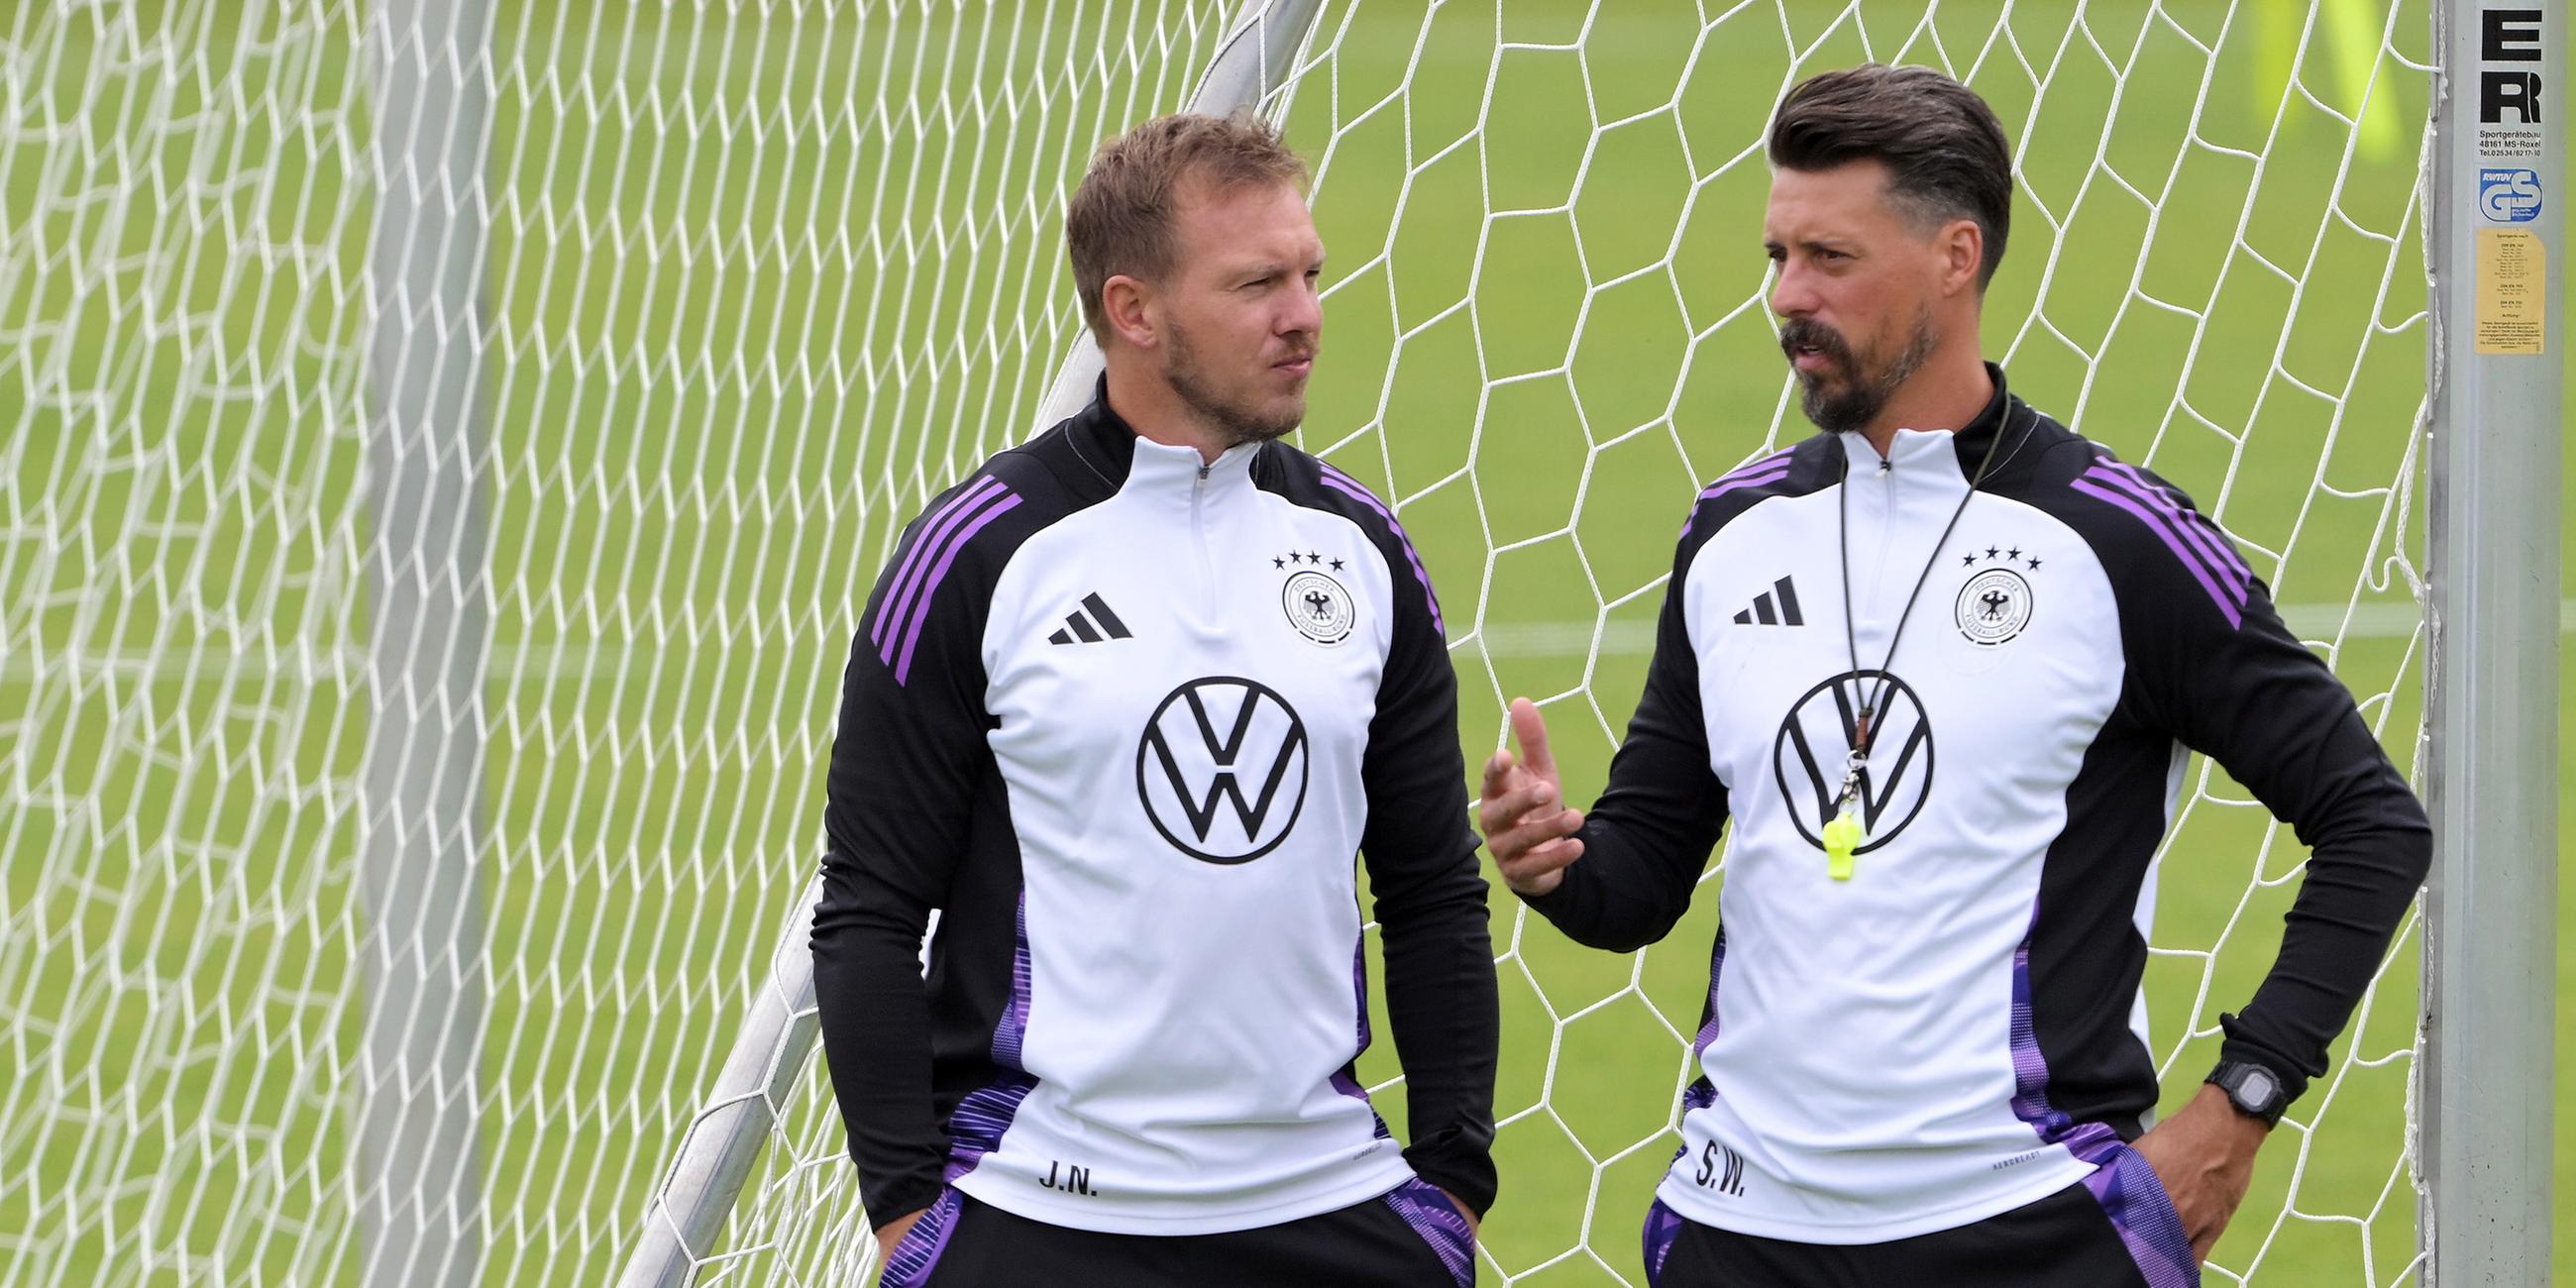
[1192,462,1216,612]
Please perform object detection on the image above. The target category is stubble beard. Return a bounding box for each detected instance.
[1165,317,1306,447]
[1784,306,1939,436]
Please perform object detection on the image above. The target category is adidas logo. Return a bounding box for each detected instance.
[1731,576,1805,627]
[1047,592,1132,645]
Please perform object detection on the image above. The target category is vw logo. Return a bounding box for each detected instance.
[1771,670,1934,856]
[1136,677,1310,864]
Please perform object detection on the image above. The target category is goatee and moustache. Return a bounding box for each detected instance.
[1780,309,1937,435]
[1164,318,1314,447]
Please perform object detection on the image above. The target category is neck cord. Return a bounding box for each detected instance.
[1822,408,2017,876]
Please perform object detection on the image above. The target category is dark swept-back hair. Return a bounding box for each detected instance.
[1065,111,1308,339]
[1768,63,2014,289]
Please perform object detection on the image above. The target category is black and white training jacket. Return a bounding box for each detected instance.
[1525,366,2430,1243]
[813,382,1498,1236]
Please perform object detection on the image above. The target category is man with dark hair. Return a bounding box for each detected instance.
[1481,64,2428,1286]
[813,112,1496,1286]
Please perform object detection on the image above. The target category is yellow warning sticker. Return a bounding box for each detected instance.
[2476,229,2545,356]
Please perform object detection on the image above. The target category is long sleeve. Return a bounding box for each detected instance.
[1355,531,1502,1216]
[2108,475,2431,1107]
[1521,526,1732,953]
[810,494,1000,1229]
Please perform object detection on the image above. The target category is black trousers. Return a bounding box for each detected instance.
[1643,1149,2200,1288]
[881,1177,1477,1288]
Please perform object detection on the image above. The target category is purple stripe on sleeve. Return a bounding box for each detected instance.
[872,478,1004,651]
[1696,465,1792,502]
[876,1186,964,1288]
[2094,462,2250,584]
[2089,463,2252,593]
[893,494,1023,685]
[1712,447,1794,483]
[2070,479,2244,629]
[1317,469,1445,635]
[1682,467,1792,540]
[878,481,1010,667]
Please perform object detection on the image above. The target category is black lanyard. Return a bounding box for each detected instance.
[1822,407,2019,878]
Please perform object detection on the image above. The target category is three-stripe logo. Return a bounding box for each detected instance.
[2068,459,2253,628]
[1047,593,1132,646]
[1731,576,1805,627]
[872,478,1021,684]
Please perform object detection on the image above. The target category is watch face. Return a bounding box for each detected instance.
[2235,1067,2279,1110]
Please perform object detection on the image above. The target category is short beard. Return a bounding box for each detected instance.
[1783,307,1938,436]
[1164,318,1303,447]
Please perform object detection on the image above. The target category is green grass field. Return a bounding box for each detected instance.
[1,1,2565,1285]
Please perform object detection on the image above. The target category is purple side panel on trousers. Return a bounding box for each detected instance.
[1318,466,1446,635]
[874,478,1004,652]
[2068,478,2244,628]
[1640,1197,1688,1288]
[877,1186,965,1288]
[1382,1177,1478,1288]
[2084,1147,2202,1288]
[2007,914,2200,1286]
[894,494,1023,684]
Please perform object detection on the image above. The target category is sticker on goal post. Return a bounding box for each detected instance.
[2475,230,2546,356]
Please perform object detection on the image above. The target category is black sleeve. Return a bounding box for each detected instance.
[809,507,997,1229]
[1356,547,1502,1216]
[1520,526,1732,953]
[2115,513,2432,1109]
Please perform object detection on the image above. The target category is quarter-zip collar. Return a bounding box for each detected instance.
[1058,376,1266,510]
[1125,426,1262,512]
[1834,362,2013,487]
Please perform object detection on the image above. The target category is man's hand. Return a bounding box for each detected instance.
[872,1208,927,1254]
[2129,1083,2270,1262]
[1478,698,1585,897]
[1438,1188,1481,1242]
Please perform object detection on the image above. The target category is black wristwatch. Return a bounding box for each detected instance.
[2205,1060,2290,1127]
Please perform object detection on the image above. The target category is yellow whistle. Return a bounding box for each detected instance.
[1822,810,1863,881]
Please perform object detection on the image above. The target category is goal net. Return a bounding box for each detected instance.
[0,1,2436,1286]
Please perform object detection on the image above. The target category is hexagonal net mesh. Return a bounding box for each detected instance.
[1,2,2433,1286]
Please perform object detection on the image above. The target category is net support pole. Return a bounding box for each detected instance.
[615,3,1327,1284]
[2419,2,2560,1283]
[358,0,495,1284]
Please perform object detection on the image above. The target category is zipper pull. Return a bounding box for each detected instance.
[1878,458,1892,474]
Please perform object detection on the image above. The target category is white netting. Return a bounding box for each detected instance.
[0,2,2435,1286]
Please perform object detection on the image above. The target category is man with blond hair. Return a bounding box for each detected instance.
[813,112,1496,1287]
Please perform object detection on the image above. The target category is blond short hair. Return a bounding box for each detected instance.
[1065,112,1308,338]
